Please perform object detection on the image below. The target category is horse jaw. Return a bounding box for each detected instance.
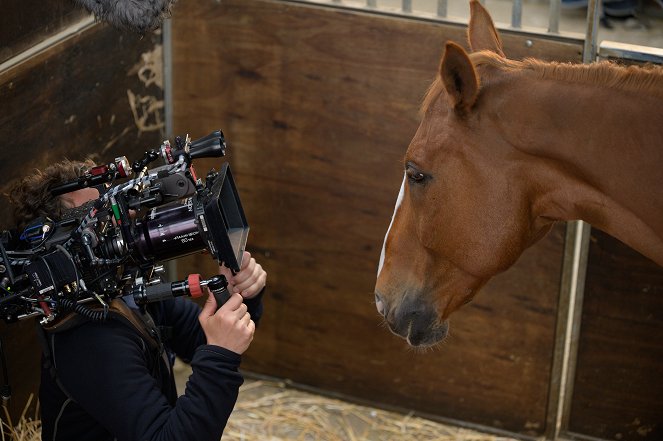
[376,181,485,347]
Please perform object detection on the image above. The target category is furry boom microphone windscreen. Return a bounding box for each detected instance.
[73,0,177,34]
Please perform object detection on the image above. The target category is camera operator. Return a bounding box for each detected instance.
[8,159,267,441]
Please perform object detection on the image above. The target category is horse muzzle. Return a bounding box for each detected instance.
[375,291,449,347]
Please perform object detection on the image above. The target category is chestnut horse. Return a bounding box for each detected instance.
[375,0,663,347]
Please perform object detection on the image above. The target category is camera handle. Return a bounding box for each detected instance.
[202,276,231,309]
[132,274,231,309]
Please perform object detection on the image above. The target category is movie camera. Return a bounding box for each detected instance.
[0,130,249,325]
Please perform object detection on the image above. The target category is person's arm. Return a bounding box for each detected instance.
[157,297,207,361]
[164,251,266,360]
[160,292,262,361]
[53,294,253,441]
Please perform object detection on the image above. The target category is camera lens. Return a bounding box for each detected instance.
[134,198,206,262]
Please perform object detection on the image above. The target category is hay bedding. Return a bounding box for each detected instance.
[0,370,517,441]
[225,379,517,441]
[1,395,40,441]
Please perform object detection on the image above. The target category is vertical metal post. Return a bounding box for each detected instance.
[402,0,412,13]
[162,18,178,281]
[163,21,173,139]
[511,0,522,29]
[583,0,600,63]
[548,0,561,33]
[437,0,447,18]
[545,221,591,440]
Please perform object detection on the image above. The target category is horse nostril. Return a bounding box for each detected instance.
[375,292,386,317]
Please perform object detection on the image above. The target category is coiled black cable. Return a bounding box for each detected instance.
[58,298,108,321]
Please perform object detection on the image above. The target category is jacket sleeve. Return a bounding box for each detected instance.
[52,320,243,441]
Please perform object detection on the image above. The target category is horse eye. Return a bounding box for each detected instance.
[406,164,428,185]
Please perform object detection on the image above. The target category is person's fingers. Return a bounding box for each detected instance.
[218,292,243,313]
[240,251,252,270]
[237,267,266,298]
[232,258,256,288]
[218,264,232,280]
[233,266,257,292]
[231,303,248,319]
[240,312,251,327]
[218,252,252,284]
[218,299,247,322]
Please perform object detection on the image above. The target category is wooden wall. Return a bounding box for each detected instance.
[172,0,583,436]
[0,2,164,420]
[0,0,87,64]
[570,230,663,441]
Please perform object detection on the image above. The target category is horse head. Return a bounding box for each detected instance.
[375,0,555,347]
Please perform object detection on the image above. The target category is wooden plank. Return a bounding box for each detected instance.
[568,229,663,441]
[0,23,164,420]
[172,0,581,435]
[0,24,166,225]
[0,0,88,65]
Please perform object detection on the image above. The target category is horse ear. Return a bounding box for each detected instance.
[440,42,479,113]
[468,0,505,56]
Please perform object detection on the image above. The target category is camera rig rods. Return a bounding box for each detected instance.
[132,274,231,308]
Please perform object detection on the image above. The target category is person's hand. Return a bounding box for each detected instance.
[219,251,266,300]
[198,291,255,354]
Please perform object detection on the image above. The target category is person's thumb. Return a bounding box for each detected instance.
[199,290,218,319]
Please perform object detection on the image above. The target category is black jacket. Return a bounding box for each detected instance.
[39,294,263,441]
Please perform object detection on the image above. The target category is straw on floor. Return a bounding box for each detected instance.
[1,395,40,441]
[223,379,517,441]
[1,376,519,441]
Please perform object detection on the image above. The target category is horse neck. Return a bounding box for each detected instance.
[498,73,663,265]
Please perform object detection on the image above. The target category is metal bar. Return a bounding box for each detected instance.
[545,221,591,440]
[548,0,561,33]
[511,0,522,28]
[162,17,178,282]
[402,0,412,13]
[163,20,173,139]
[582,0,601,63]
[599,40,663,63]
[559,222,591,434]
[437,0,447,18]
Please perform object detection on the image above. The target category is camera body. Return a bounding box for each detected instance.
[0,130,248,324]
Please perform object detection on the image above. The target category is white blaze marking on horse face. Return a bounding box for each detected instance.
[377,174,406,278]
[376,175,406,316]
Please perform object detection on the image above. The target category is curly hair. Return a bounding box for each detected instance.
[8,159,95,230]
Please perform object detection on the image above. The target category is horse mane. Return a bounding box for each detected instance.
[421,49,663,113]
